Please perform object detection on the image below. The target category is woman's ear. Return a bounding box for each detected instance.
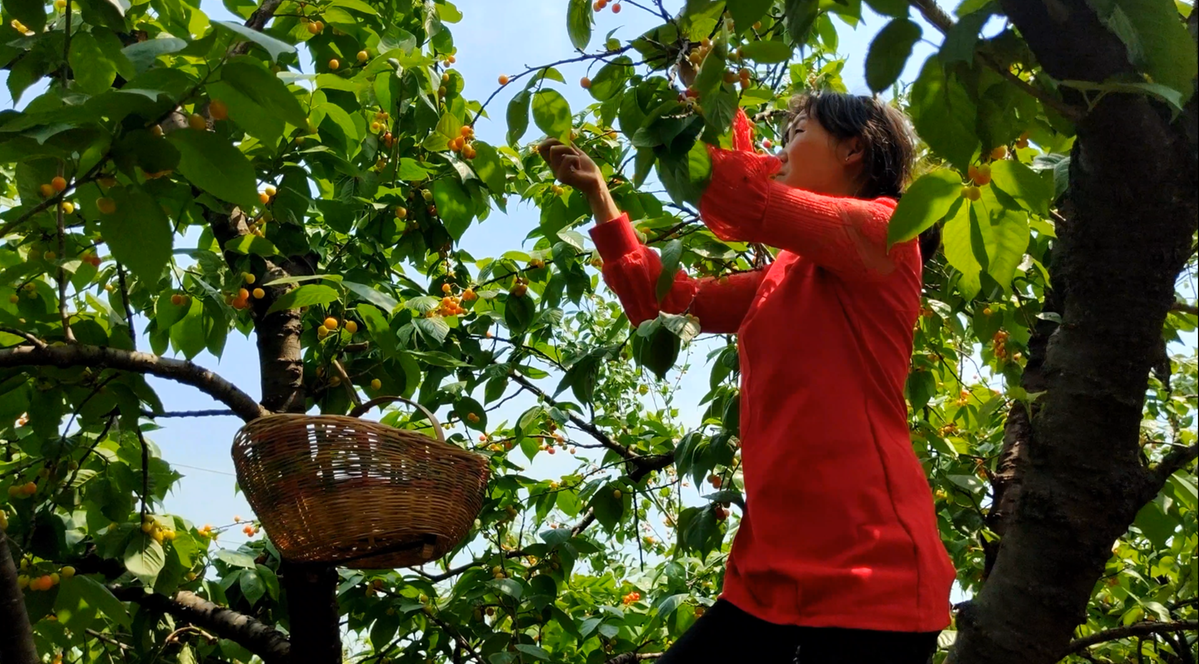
[839,136,865,166]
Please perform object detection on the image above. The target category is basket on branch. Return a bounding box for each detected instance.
[231,397,489,569]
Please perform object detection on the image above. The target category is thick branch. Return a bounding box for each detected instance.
[1064,620,1198,657]
[0,530,38,664]
[0,344,267,422]
[112,587,290,664]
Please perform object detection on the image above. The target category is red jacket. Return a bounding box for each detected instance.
[588,121,955,632]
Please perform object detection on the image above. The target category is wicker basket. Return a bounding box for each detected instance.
[231,397,489,569]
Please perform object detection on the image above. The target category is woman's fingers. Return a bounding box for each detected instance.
[537,138,564,162]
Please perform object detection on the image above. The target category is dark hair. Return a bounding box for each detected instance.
[787,92,939,262]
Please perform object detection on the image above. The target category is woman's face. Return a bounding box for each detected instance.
[773,111,862,196]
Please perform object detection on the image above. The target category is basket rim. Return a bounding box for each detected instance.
[231,412,486,465]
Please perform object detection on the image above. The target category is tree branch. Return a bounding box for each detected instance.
[1064,621,1198,657]
[906,0,1082,122]
[1171,300,1198,316]
[604,653,663,663]
[0,344,268,422]
[511,373,640,463]
[111,587,290,664]
[0,530,38,664]
[1153,443,1199,492]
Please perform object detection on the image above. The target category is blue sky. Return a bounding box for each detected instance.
[2,1,948,545]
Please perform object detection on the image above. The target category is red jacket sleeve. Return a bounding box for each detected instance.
[698,146,912,281]
[590,214,764,334]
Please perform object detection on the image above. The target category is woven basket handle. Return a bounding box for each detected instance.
[349,396,446,444]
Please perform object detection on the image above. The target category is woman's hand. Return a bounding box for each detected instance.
[538,138,620,223]
[538,139,604,194]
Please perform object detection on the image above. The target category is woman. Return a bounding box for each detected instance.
[539,92,955,663]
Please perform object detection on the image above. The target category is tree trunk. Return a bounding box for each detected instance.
[0,530,38,664]
[207,207,341,663]
[951,0,1199,660]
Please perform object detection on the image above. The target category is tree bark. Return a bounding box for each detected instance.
[0,344,267,422]
[0,530,38,664]
[206,206,340,663]
[112,588,291,664]
[951,0,1199,660]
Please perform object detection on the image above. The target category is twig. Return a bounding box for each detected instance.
[425,612,486,664]
[54,169,75,342]
[116,264,137,349]
[511,373,637,462]
[134,422,150,519]
[0,326,46,348]
[144,409,238,418]
[905,0,1082,122]
[0,344,268,421]
[0,529,38,664]
[1171,300,1199,316]
[1153,443,1199,493]
[470,45,634,127]
[604,653,663,664]
[85,629,132,652]
[1064,620,1198,657]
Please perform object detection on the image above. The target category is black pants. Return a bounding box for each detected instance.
[657,600,940,664]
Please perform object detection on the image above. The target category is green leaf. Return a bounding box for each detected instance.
[739,40,794,64]
[567,0,593,50]
[488,578,524,601]
[55,576,131,629]
[864,0,910,17]
[942,199,982,298]
[5,0,46,32]
[69,31,119,96]
[507,90,532,147]
[167,130,258,209]
[432,177,474,239]
[214,21,296,62]
[989,159,1053,216]
[240,569,266,605]
[887,169,963,246]
[170,299,206,359]
[343,281,400,312]
[656,240,683,301]
[206,80,285,145]
[633,319,681,379]
[215,549,256,568]
[589,56,633,101]
[220,57,308,128]
[908,56,979,172]
[589,483,626,530]
[267,284,340,314]
[358,304,398,357]
[223,234,279,257]
[984,208,1030,289]
[124,535,166,585]
[656,138,712,206]
[100,187,173,284]
[865,19,922,93]
[514,645,551,661]
[504,294,535,334]
[470,141,506,193]
[678,506,722,559]
[727,0,774,29]
[155,293,190,330]
[941,9,993,64]
[1089,0,1197,98]
[784,0,820,43]
[413,316,450,344]
[532,89,573,141]
[123,37,189,73]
